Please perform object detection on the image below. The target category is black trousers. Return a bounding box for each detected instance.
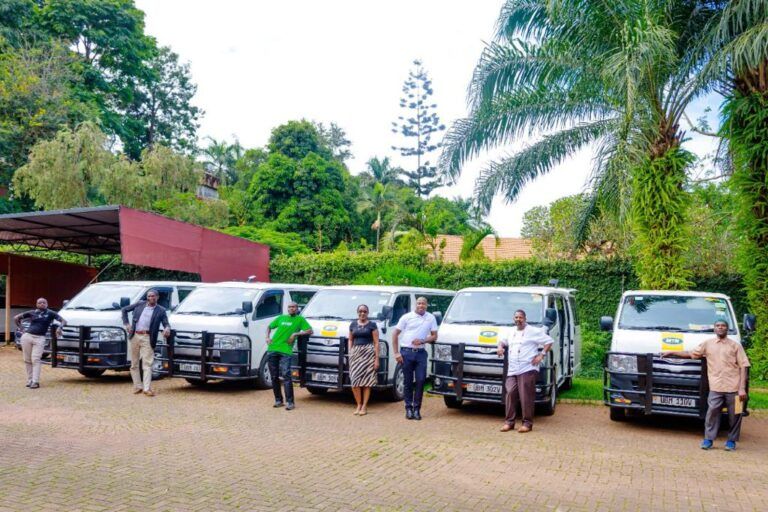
[267,352,294,403]
[402,348,427,409]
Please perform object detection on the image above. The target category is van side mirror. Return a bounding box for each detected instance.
[434,311,443,326]
[242,301,254,314]
[600,316,614,331]
[120,297,130,308]
[378,305,393,322]
[743,314,756,333]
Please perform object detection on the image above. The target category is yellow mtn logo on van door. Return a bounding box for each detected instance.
[661,332,684,351]
[321,324,339,337]
[478,329,499,344]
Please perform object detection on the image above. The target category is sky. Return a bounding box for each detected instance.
[135,0,721,237]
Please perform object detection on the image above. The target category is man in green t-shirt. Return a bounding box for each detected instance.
[266,302,313,410]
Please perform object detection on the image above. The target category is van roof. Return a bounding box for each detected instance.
[91,281,200,287]
[622,290,731,300]
[320,285,455,294]
[456,286,577,296]
[203,281,322,291]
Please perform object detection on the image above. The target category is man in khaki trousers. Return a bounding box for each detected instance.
[121,290,170,396]
[15,298,66,389]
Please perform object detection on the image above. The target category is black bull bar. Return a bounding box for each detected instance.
[427,342,556,404]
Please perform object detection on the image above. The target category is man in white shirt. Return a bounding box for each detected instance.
[496,309,553,432]
[393,297,438,420]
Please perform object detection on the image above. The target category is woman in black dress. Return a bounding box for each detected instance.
[348,304,380,416]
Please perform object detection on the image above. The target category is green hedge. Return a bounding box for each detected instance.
[272,251,748,377]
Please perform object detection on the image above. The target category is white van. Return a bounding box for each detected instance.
[158,282,319,386]
[45,281,198,378]
[602,290,754,421]
[429,286,581,415]
[292,286,455,400]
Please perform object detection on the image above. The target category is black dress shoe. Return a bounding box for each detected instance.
[406,407,414,420]
[413,408,422,421]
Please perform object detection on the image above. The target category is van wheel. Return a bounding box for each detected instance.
[78,369,105,378]
[388,364,404,402]
[538,381,557,416]
[185,378,207,387]
[307,386,328,395]
[609,407,627,422]
[443,396,462,409]
[256,354,272,389]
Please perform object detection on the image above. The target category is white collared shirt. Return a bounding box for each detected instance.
[135,305,156,331]
[498,324,554,376]
[395,311,438,348]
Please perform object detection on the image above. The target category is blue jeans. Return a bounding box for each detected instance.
[267,352,294,404]
[402,348,427,409]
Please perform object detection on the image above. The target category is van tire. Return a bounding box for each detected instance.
[388,364,404,402]
[78,369,106,378]
[256,354,272,389]
[443,396,462,409]
[609,407,627,422]
[307,386,328,395]
[538,381,557,416]
[185,378,207,387]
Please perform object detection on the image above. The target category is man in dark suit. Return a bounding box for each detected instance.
[121,289,170,396]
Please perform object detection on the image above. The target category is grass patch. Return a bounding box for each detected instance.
[560,377,768,409]
[560,378,603,401]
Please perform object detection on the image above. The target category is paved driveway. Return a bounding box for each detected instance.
[1,346,766,512]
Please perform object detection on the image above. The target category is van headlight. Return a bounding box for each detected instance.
[214,335,250,350]
[608,354,638,373]
[95,328,125,342]
[433,344,453,362]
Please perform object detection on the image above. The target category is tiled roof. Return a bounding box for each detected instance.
[429,235,533,263]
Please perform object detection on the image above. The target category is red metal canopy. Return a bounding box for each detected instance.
[0,205,270,282]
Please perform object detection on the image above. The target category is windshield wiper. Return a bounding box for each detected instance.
[453,319,501,325]
[306,315,345,320]
[622,325,684,331]
[215,311,244,316]
[68,306,96,311]
[177,311,213,316]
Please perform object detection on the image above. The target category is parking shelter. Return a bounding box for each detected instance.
[0,205,269,342]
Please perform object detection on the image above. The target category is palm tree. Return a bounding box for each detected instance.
[439,0,721,289]
[357,182,395,251]
[201,136,243,185]
[701,0,768,375]
[361,156,402,186]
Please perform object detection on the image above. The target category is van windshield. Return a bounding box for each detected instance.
[302,290,393,321]
[175,287,260,316]
[64,284,145,311]
[618,295,736,333]
[444,292,544,325]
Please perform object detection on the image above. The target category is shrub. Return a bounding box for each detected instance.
[353,264,437,288]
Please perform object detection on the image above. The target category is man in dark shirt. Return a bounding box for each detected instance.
[15,298,66,389]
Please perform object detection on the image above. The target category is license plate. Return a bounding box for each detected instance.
[312,372,338,383]
[64,355,79,363]
[652,395,697,408]
[180,363,201,373]
[467,383,502,395]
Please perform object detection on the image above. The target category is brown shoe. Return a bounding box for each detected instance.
[500,423,514,432]
[133,388,143,394]
[517,425,532,433]
[143,390,156,397]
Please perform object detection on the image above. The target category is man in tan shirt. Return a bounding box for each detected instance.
[662,320,750,451]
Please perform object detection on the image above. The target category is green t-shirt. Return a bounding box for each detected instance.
[268,314,311,355]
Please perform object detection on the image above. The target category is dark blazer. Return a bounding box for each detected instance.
[121,301,170,348]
